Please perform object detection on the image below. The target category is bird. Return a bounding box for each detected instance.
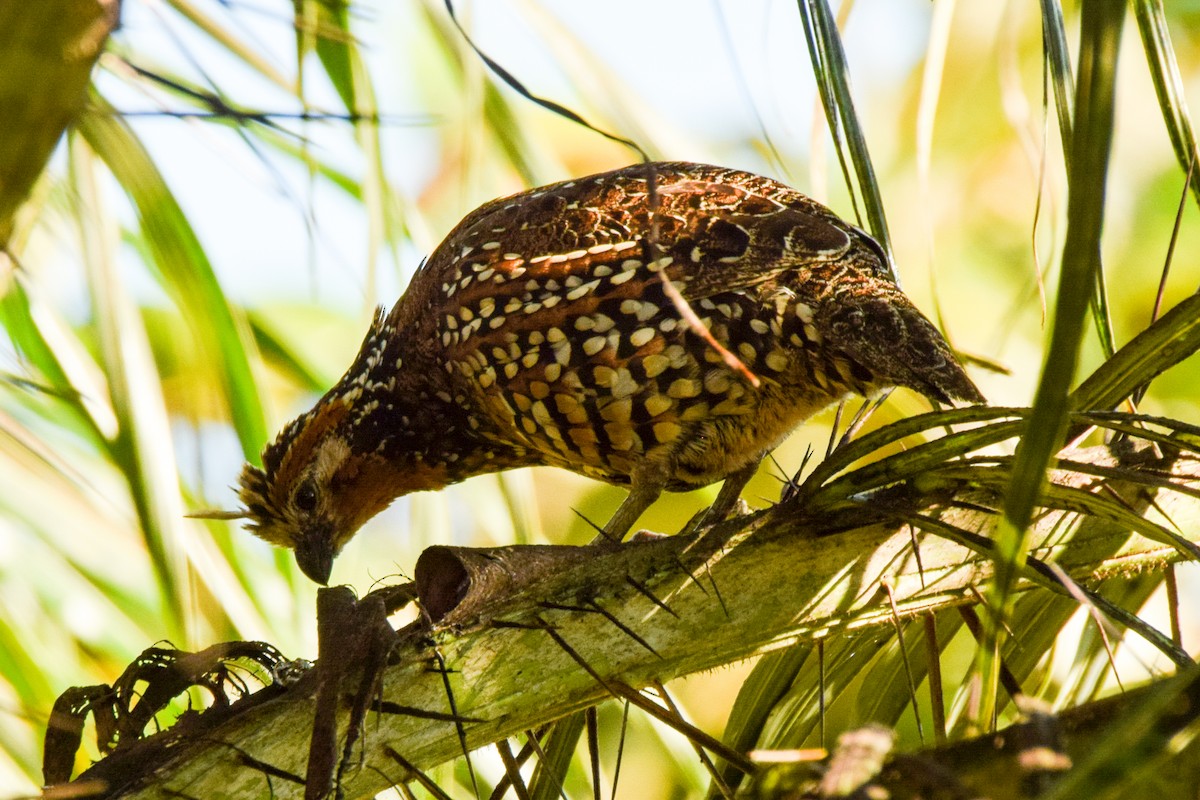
[230,161,984,584]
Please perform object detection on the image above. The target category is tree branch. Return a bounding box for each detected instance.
[72,444,1200,799]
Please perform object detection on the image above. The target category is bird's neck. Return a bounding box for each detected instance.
[324,320,530,497]
[339,385,508,486]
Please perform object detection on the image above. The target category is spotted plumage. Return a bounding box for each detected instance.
[236,162,984,583]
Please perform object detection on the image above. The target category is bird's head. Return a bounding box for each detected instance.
[223,309,452,584]
[236,399,365,584]
[233,394,459,583]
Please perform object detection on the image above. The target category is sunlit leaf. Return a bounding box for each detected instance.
[76,96,268,463]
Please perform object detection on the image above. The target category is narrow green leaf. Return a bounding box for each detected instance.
[248,311,332,395]
[307,0,356,113]
[1044,0,1115,369]
[1070,292,1200,411]
[69,136,189,639]
[419,4,570,185]
[165,0,295,93]
[812,419,1026,504]
[798,406,1025,502]
[482,82,543,188]
[1075,410,1200,453]
[1090,272,1118,364]
[965,467,1200,563]
[303,0,398,310]
[796,0,894,273]
[716,644,812,792]
[529,712,585,800]
[855,612,964,736]
[1047,479,1200,559]
[1041,0,1075,171]
[756,630,893,749]
[0,409,173,643]
[1056,575,1164,709]
[1134,0,1200,206]
[251,123,365,199]
[911,511,1188,670]
[0,278,112,450]
[1046,0,1118,393]
[76,96,268,463]
[984,0,1126,731]
[914,0,954,224]
[977,592,1079,716]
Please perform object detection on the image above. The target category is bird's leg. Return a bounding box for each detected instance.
[683,458,761,534]
[596,480,664,543]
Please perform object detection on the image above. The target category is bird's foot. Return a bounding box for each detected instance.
[628,529,669,542]
[680,497,753,536]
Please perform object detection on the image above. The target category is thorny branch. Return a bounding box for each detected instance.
[48,443,1200,799]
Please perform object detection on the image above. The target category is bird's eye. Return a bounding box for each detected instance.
[293,479,319,514]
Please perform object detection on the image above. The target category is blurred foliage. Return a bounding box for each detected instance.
[0,0,1199,797]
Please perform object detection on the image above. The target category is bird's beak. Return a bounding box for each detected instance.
[294,537,334,585]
